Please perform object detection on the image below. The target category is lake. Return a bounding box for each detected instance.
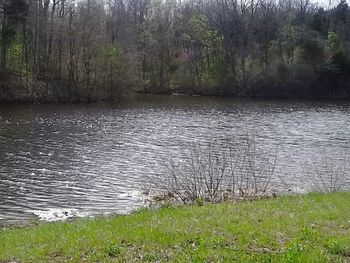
[1,95,350,224]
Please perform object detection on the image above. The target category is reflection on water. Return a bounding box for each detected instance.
[0,95,350,223]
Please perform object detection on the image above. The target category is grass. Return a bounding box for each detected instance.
[1,192,350,262]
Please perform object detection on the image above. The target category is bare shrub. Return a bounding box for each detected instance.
[311,151,350,193]
[148,136,277,204]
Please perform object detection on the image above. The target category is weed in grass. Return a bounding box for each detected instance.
[194,198,204,207]
[104,242,121,257]
[186,236,230,250]
[209,236,227,249]
[141,253,158,262]
[325,238,350,256]
[283,241,306,262]
[300,226,319,241]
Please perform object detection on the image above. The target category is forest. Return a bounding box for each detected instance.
[0,0,350,102]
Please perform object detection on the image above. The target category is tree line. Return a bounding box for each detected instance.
[0,0,350,101]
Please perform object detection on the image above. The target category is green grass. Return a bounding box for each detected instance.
[1,192,350,262]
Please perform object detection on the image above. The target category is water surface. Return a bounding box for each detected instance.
[1,95,350,223]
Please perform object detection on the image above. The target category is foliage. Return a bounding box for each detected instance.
[1,0,350,100]
[6,32,24,72]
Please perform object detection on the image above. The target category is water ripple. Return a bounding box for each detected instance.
[1,95,350,223]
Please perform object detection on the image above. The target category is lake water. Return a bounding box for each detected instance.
[1,95,350,224]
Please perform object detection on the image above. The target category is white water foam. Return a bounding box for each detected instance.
[290,186,308,194]
[28,191,149,222]
[31,208,89,222]
[119,190,153,205]
[117,190,145,200]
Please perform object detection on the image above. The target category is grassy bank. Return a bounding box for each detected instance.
[1,193,350,262]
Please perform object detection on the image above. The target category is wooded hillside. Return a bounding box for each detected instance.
[1,0,350,101]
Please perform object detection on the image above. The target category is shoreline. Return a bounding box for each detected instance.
[1,192,350,262]
[2,91,350,105]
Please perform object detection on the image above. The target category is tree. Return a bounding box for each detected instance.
[0,0,28,72]
[1,0,350,101]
